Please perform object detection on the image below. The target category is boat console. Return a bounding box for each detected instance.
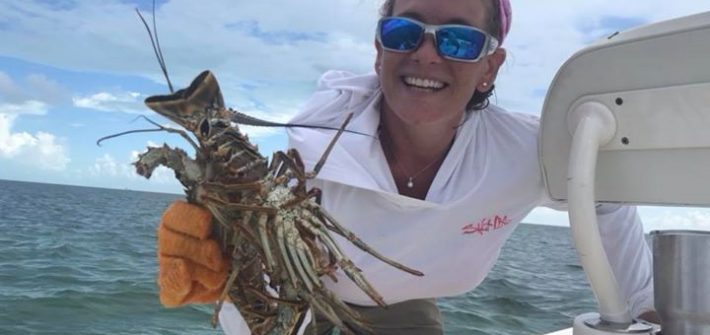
[539,11,710,335]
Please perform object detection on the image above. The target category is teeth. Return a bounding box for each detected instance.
[403,76,445,89]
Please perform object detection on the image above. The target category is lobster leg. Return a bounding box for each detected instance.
[276,220,300,288]
[308,207,424,277]
[203,195,278,216]
[296,215,386,308]
[285,225,316,294]
[307,113,354,178]
[202,181,264,192]
[256,213,277,274]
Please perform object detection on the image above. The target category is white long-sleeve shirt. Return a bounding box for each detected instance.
[218,70,654,334]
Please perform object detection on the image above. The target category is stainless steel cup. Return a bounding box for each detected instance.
[652,230,710,335]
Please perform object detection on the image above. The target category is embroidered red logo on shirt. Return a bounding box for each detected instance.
[461,215,511,235]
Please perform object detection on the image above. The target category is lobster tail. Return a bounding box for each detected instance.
[145,70,225,133]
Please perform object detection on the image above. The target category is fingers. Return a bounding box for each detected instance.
[162,201,213,239]
[190,257,230,290]
[158,256,230,307]
[158,224,227,272]
[158,257,192,307]
[157,200,231,307]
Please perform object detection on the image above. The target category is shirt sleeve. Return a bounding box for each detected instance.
[595,204,655,318]
[541,198,655,318]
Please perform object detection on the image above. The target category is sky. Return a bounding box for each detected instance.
[1,0,709,232]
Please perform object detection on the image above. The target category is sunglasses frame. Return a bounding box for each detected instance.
[376,16,500,63]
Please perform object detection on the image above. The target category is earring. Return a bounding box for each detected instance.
[482,82,489,88]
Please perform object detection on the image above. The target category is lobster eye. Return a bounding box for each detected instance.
[199,118,210,138]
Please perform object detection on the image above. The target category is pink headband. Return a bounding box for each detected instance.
[498,0,512,45]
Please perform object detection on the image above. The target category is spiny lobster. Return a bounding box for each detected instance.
[99,6,424,334]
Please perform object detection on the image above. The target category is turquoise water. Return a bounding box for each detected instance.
[0,179,598,334]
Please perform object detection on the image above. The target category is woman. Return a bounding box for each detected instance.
[157,0,656,333]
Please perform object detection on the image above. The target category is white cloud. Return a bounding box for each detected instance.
[0,71,70,171]
[0,71,71,106]
[24,73,72,105]
[0,113,70,171]
[0,71,66,116]
[0,114,35,156]
[639,207,710,232]
[73,91,146,114]
[0,100,48,115]
[90,153,120,176]
[0,72,24,102]
[35,132,70,171]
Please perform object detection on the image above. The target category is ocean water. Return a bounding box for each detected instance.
[0,179,598,334]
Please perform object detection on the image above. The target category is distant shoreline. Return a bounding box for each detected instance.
[0,178,183,196]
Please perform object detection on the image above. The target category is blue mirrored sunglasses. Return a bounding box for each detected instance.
[377,16,499,63]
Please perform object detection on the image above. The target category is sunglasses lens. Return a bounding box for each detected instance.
[379,17,491,61]
[379,18,423,51]
[437,27,486,60]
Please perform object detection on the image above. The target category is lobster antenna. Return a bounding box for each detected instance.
[151,0,171,92]
[96,116,165,146]
[97,115,200,152]
[97,128,169,146]
[135,3,174,93]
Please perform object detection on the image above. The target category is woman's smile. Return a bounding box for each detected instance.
[401,76,448,92]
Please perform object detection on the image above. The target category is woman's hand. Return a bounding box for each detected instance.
[157,201,230,307]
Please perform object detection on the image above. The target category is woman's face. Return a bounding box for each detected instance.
[376,0,503,127]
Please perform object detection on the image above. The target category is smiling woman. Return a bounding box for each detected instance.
[146,0,658,334]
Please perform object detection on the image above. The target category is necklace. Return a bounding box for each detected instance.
[379,127,448,189]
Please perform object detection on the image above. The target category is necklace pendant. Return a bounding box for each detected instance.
[406,177,414,188]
